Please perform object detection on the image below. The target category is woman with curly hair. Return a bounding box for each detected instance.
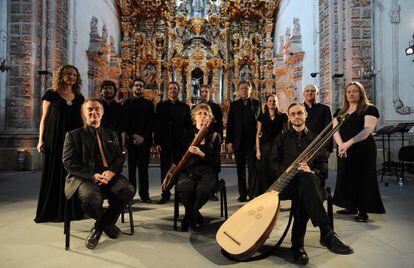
[35,65,85,222]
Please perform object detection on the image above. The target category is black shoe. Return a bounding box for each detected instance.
[336,208,358,215]
[354,213,368,222]
[194,210,204,226]
[320,232,354,255]
[181,216,190,232]
[85,228,102,250]
[292,247,309,265]
[141,197,154,204]
[209,193,219,201]
[157,197,169,204]
[103,225,121,239]
[237,196,247,202]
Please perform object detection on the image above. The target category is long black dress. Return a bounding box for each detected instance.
[333,105,385,214]
[250,112,287,197]
[34,90,85,223]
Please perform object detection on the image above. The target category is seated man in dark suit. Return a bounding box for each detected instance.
[62,98,135,250]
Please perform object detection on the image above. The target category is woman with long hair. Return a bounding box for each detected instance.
[333,81,385,222]
[250,94,287,197]
[175,104,221,231]
[35,65,85,222]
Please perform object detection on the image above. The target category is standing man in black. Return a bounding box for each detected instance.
[226,81,262,202]
[62,98,134,250]
[155,81,193,204]
[199,85,223,139]
[100,80,124,145]
[303,84,333,182]
[124,78,155,203]
[199,84,224,201]
[271,103,353,264]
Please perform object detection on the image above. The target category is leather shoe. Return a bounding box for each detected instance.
[103,225,121,239]
[85,228,102,250]
[320,232,354,255]
[336,208,357,215]
[141,197,154,204]
[157,197,169,204]
[237,196,247,202]
[194,210,204,226]
[181,216,190,232]
[292,247,309,265]
[354,213,368,222]
[209,193,219,201]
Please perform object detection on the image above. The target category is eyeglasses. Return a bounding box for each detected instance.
[289,111,305,116]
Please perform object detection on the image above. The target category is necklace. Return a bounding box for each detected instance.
[66,100,73,106]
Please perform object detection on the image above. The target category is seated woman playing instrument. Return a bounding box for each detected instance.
[176,103,221,232]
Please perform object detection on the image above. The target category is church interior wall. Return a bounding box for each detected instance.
[274,0,320,104]
[374,0,414,123]
[69,0,121,97]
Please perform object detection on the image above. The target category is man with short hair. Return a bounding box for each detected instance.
[100,80,124,145]
[271,103,353,265]
[62,98,135,250]
[226,81,262,202]
[155,81,193,204]
[303,84,333,182]
[124,78,155,203]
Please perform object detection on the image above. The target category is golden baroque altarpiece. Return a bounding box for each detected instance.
[116,0,304,108]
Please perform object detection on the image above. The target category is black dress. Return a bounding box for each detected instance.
[333,105,385,214]
[35,90,85,222]
[250,112,287,197]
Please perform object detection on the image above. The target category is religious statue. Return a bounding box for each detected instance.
[191,0,205,18]
[292,17,301,36]
[389,0,400,24]
[239,64,252,81]
[143,63,157,90]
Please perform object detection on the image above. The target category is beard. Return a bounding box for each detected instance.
[133,91,143,97]
[290,119,304,127]
[103,94,115,101]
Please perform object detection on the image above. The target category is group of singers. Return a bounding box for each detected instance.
[34,64,385,264]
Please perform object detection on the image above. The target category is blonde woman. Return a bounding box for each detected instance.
[35,65,85,222]
[333,81,385,222]
[175,104,221,231]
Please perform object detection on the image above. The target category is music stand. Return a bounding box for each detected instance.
[375,125,397,186]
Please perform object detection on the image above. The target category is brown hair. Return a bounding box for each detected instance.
[264,94,279,114]
[338,81,371,116]
[167,81,180,90]
[287,102,306,115]
[238,80,252,89]
[52,65,82,94]
[191,103,214,124]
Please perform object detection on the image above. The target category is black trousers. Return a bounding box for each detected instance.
[160,143,181,199]
[176,167,217,216]
[128,143,151,199]
[76,175,135,230]
[280,172,330,247]
[234,142,256,198]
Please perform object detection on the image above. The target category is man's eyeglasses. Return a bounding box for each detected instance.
[289,111,305,116]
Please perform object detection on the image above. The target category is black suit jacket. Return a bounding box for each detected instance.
[304,102,333,153]
[154,99,193,147]
[124,96,155,147]
[62,126,124,199]
[226,98,262,150]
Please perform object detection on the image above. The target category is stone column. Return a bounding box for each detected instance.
[186,67,192,101]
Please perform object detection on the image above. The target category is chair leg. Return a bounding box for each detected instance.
[174,191,179,231]
[223,185,228,219]
[220,189,224,217]
[121,208,125,223]
[128,202,134,235]
[326,187,334,232]
[64,198,70,251]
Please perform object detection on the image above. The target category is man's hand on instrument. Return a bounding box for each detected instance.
[92,173,108,185]
[189,146,205,157]
[102,170,115,182]
[298,162,313,173]
[226,143,233,154]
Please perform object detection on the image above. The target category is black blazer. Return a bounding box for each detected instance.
[154,99,193,147]
[226,98,262,150]
[62,126,124,199]
[124,97,155,147]
[304,102,333,153]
